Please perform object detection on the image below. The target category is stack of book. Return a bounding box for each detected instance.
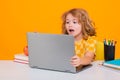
[14,54,29,64]
[103,59,120,69]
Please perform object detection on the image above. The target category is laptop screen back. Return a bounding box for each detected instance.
[27,32,76,73]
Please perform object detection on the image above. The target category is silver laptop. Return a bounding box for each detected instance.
[27,32,81,73]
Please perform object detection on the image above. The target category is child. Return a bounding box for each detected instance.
[62,8,96,67]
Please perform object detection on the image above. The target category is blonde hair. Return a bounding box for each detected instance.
[62,8,96,40]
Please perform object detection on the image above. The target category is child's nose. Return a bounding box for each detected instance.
[69,22,73,27]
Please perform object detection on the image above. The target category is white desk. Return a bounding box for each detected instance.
[0,60,120,80]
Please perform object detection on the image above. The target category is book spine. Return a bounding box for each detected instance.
[14,59,29,64]
[14,58,28,62]
[14,54,28,61]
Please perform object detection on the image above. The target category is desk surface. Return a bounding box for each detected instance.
[0,60,120,80]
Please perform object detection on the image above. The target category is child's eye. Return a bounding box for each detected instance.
[73,21,77,24]
[66,22,69,24]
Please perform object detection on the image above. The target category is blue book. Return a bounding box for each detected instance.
[103,59,120,69]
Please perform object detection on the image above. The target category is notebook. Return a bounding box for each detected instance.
[103,59,120,69]
[27,32,83,73]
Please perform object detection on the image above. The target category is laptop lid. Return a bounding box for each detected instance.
[27,32,76,73]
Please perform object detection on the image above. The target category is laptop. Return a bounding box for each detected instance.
[27,32,82,73]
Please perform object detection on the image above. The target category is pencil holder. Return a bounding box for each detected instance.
[104,45,115,61]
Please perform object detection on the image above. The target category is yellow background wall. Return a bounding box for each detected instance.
[0,0,120,60]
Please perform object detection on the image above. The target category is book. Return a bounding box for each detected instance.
[103,59,120,69]
[14,54,29,64]
[14,58,29,64]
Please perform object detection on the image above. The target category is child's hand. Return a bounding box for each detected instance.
[71,55,81,67]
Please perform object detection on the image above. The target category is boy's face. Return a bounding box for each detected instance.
[65,13,82,38]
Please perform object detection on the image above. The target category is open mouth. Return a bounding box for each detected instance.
[69,29,74,32]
